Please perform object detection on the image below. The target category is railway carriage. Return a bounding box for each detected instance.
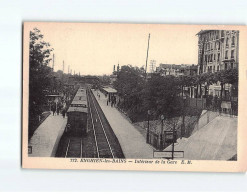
[66,87,88,136]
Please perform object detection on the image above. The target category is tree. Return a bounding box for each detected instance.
[143,74,182,119]
[216,68,238,99]
[29,28,53,117]
[113,65,146,121]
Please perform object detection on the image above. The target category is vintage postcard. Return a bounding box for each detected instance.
[22,22,247,172]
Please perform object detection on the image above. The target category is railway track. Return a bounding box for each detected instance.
[55,86,124,158]
[65,138,83,158]
[87,87,115,158]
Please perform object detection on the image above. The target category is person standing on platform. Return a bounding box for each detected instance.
[57,104,60,115]
[113,96,116,107]
[62,109,66,118]
[52,104,56,116]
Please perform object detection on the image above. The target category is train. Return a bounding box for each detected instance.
[66,87,88,136]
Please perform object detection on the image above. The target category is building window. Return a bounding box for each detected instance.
[214,54,216,61]
[221,30,224,37]
[226,37,229,47]
[225,50,228,59]
[231,50,234,59]
[232,36,235,46]
[218,53,220,62]
[231,63,234,69]
[217,66,219,71]
[225,63,228,70]
[218,42,220,50]
[216,31,219,39]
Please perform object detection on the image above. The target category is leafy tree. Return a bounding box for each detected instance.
[143,74,182,119]
[114,65,146,121]
[29,28,53,117]
[114,65,145,97]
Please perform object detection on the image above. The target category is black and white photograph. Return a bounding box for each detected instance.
[22,22,246,171]
[2,0,247,192]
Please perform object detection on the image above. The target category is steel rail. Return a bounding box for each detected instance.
[87,87,100,158]
[89,88,115,158]
[65,139,71,158]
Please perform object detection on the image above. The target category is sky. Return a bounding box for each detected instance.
[32,23,202,75]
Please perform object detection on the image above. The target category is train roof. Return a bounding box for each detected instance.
[75,89,87,94]
[75,93,87,97]
[67,107,88,113]
[73,96,87,101]
[71,100,88,106]
[71,100,87,104]
[77,88,86,92]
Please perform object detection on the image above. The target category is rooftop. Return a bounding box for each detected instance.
[102,87,117,93]
[67,107,88,113]
[159,64,197,70]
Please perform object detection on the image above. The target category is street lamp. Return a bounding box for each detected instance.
[146,110,151,143]
[160,114,164,150]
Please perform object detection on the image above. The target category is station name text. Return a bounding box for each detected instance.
[69,158,192,165]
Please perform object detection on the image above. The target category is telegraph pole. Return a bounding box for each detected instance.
[145,33,151,79]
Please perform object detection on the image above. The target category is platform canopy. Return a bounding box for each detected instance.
[102,87,117,93]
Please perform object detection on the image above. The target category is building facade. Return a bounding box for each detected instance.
[197,30,239,97]
[197,30,239,74]
[156,64,198,77]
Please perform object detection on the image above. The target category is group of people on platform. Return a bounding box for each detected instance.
[107,95,117,107]
[51,101,67,118]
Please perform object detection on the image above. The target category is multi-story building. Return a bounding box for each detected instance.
[156,64,198,77]
[197,30,239,74]
[197,30,239,98]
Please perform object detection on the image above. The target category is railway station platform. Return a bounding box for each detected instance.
[92,90,154,159]
[28,112,67,157]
